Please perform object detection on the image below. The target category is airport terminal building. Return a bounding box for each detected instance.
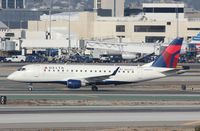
[27,3,200,43]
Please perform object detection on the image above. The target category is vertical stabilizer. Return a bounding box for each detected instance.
[152,37,183,68]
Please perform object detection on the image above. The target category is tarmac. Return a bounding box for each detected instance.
[0,63,200,130]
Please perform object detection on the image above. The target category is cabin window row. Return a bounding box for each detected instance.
[44,69,134,73]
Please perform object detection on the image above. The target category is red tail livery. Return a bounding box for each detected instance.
[152,37,183,68]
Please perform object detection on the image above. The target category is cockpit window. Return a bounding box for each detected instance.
[18,68,26,71]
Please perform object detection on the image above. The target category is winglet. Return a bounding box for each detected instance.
[111,67,120,76]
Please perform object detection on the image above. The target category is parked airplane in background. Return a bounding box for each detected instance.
[8,38,184,91]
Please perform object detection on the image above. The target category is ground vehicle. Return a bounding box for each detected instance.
[5,55,26,62]
[100,54,123,63]
[25,55,47,63]
[0,56,6,62]
[69,54,93,63]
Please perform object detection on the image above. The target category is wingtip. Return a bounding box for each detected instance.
[112,67,120,76]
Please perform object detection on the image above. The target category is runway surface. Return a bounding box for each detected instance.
[1,105,200,113]
[0,106,200,129]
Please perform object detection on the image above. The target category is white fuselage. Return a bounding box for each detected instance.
[7,64,175,85]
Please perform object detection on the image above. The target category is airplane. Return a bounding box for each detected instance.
[7,37,184,91]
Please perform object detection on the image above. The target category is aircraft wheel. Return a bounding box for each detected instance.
[91,85,98,91]
[28,83,33,91]
[28,87,33,91]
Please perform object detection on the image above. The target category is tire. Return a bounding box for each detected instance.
[92,86,98,91]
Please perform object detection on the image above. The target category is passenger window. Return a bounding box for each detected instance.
[85,70,87,72]
[99,70,101,72]
[71,70,73,72]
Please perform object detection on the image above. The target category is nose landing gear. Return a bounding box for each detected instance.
[27,83,33,91]
[91,85,98,91]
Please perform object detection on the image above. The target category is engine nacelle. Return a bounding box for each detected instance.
[67,79,82,89]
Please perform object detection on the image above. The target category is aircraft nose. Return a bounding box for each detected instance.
[7,74,13,80]
[7,73,16,81]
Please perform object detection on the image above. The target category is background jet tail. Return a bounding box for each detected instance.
[152,37,184,68]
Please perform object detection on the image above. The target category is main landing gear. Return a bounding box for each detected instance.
[91,85,98,91]
[27,83,33,91]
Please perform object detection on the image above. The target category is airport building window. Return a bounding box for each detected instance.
[8,0,15,8]
[2,0,7,8]
[187,36,192,40]
[187,28,200,31]
[16,0,24,8]
[143,8,184,13]
[145,36,165,43]
[97,0,101,8]
[134,25,166,32]
[116,25,125,32]
[167,22,171,25]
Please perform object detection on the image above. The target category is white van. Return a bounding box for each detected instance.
[5,55,26,62]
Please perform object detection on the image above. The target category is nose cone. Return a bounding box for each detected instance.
[7,73,15,81]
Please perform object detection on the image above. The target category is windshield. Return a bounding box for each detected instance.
[17,68,26,71]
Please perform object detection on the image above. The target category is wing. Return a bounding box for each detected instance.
[85,67,120,83]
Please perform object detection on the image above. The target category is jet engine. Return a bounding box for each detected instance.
[67,79,83,89]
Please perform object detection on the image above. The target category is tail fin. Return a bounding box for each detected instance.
[152,37,183,68]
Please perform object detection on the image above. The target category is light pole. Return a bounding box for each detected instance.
[49,0,52,39]
[68,0,71,54]
[175,0,179,37]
